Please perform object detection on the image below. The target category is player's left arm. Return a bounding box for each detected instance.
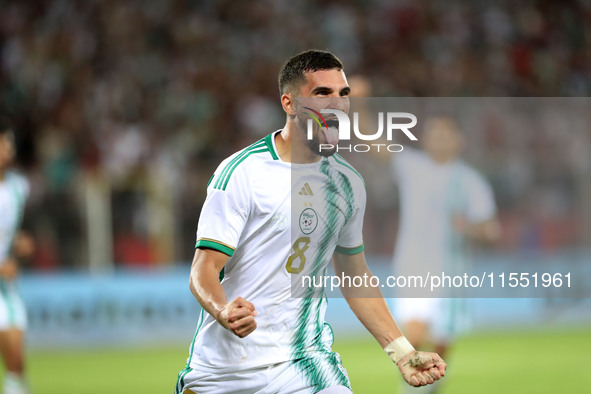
[453,216,500,243]
[334,168,444,386]
[453,168,501,243]
[333,250,399,345]
[0,230,35,280]
[332,251,446,387]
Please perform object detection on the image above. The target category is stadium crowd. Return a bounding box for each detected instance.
[1,0,589,268]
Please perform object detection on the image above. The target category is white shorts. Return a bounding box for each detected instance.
[0,281,27,331]
[175,352,352,394]
[390,298,470,344]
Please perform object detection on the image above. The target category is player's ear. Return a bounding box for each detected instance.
[281,93,296,118]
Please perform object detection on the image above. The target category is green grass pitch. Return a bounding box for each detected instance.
[336,327,591,393]
[5,327,590,393]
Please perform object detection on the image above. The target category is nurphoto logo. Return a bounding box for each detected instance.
[304,107,418,153]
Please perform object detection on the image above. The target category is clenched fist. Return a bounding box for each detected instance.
[216,296,258,338]
[397,351,446,387]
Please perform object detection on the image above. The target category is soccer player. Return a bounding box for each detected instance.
[0,120,30,394]
[390,116,500,393]
[175,50,446,393]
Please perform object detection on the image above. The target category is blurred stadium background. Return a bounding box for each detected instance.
[1,0,590,393]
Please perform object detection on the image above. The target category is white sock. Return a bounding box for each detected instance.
[3,372,28,394]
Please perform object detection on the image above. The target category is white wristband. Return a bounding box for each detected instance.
[384,336,415,364]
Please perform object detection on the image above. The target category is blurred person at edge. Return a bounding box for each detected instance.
[0,118,34,394]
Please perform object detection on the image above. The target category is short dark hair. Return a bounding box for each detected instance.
[278,49,344,95]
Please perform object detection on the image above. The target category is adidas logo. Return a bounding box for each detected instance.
[298,183,314,196]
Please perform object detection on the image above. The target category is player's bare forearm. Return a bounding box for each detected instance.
[347,297,404,348]
[189,248,229,317]
[454,217,501,243]
[333,251,403,348]
[333,250,447,386]
[189,248,257,337]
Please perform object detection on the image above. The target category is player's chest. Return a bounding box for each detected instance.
[291,176,352,239]
[249,172,352,238]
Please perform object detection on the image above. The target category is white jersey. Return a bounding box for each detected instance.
[187,130,366,375]
[392,148,496,276]
[0,171,29,331]
[0,171,29,263]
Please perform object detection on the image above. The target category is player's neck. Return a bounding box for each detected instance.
[274,128,290,162]
[277,123,322,164]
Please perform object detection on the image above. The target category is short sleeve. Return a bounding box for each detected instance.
[464,169,497,223]
[335,181,366,255]
[195,161,251,257]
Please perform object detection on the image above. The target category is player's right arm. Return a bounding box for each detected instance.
[190,155,257,338]
[189,247,257,338]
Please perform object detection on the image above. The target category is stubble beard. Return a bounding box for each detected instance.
[295,115,336,158]
[305,130,336,157]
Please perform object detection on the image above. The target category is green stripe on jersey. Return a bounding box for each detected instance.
[333,154,364,185]
[290,159,356,390]
[206,173,214,187]
[175,367,192,394]
[264,132,279,160]
[214,140,266,190]
[185,309,205,368]
[220,148,268,190]
[335,244,364,255]
[195,239,235,256]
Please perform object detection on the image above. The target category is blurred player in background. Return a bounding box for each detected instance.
[0,119,31,394]
[175,50,446,393]
[391,116,500,393]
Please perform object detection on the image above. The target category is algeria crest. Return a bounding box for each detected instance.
[299,208,318,234]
